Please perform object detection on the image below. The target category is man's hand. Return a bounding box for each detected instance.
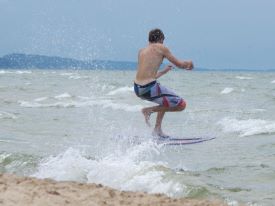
[155,65,173,79]
[163,64,173,73]
[184,61,194,70]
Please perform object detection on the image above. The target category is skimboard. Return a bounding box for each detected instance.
[155,136,216,145]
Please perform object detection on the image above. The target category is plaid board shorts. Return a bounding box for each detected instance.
[134,81,184,107]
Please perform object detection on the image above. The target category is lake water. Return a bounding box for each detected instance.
[1,69,275,205]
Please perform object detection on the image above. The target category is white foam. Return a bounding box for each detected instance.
[0,70,32,74]
[15,70,32,74]
[0,111,18,120]
[34,97,48,102]
[19,101,44,108]
[59,73,89,80]
[0,70,9,74]
[271,80,275,84]
[19,99,143,112]
[107,86,133,96]
[18,100,78,108]
[218,118,275,137]
[54,93,72,100]
[68,75,89,80]
[235,76,253,80]
[221,87,234,94]
[225,198,239,206]
[102,102,143,112]
[60,72,75,76]
[33,144,185,197]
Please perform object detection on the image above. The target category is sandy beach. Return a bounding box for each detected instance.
[0,173,225,206]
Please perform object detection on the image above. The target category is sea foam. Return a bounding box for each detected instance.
[33,144,185,197]
[102,102,142,112]
[221,87,234,94]
[54,93,72,100]
[107,86,133,96]
[34,97,48,102]
[18,99,143,112]
[0,70,32,74]
[16,71,32,74]
[218,118,275,137]
[0,70,8,74]
[235,76,253,80]
[0,111,18,120]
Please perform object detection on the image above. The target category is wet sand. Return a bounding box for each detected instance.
[0,173,225,206]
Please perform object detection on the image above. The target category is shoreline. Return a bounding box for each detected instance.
[0,173,225,206]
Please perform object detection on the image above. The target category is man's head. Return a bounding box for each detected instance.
[148,28,165,43]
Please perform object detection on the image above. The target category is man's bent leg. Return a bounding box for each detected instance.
[141,103,185,127]
[142,105,170,127]
[153,102,186,136]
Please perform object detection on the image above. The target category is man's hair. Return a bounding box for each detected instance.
[148,28,165,43]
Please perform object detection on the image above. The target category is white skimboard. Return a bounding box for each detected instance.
[155,136,216,145]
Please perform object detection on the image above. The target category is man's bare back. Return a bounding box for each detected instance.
[135,43,193,85]
[135,43,164,85]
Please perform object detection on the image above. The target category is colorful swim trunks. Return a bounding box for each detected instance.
[134,81,184,107]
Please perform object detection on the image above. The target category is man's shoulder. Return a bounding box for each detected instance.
[153,43,169,55]
[153,43,169,51]
[139,47,148,53]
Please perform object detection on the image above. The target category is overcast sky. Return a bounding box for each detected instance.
[0,0,274,69]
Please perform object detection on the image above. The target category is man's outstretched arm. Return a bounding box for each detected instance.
[162,46,193,70]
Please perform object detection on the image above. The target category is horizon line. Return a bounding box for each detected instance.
[1,52,274,71]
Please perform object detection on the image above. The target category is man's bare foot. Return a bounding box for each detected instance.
[152,129,169,138]
[142,108,152,127]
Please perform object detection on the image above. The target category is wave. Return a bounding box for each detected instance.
[59,72,76,76]
[235,76,253,80]
[271,80,275,84]
[220,87,234,94]
[0,70,7,74]
[54,93,73,100]
[0,152,39,175]
[18,99,143,112]
[34,97,49,102]
[16,71,32,74]
[34,93,73,102]
[0,70,32,74]
[68,75,89,80]
[107,86,133,96]
[32,145,185,197]
[59,72,89,80]
[102,102,142,112]
[0,111,18,120]
[218,117,275,137]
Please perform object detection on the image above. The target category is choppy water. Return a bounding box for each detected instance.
[1,69,275,205]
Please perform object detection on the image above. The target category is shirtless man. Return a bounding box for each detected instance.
[134,28,193,137]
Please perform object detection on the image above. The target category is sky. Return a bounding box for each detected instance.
[0,0,275,69]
